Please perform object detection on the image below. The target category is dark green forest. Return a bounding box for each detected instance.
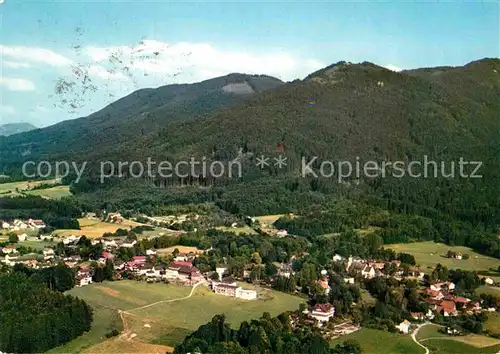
[0,272,92,353]
[174,313,361,354]
[1,59,500,261]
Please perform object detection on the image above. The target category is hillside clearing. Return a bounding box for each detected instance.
[67,280,304,348]
[54,218,147,238]
[0,179,67,199]
[485,313,500,334]
[387,242,499,271]
[476,285,500,297]
[215,225,257,235]
[255,214,288,226]
[156,245,204,256]
[82,336,173,354]
[329,328,424,354]
[417,323,500,353]
[25,185,71,199]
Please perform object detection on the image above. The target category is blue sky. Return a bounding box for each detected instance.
[1,0,498,127]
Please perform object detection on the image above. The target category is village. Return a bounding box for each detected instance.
[0,215,499,348]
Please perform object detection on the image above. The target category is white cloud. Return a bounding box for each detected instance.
[87,65,129,81]
[36,105,50,113]
[84,40,325,82]
[0,105,16,116]
[3,61,32,69]
[384,64,403,72]
[0,77,36,91]
[0,45,72,67]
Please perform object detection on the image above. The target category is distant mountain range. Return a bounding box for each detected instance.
[0,123,37,136]
[0,73,283,164]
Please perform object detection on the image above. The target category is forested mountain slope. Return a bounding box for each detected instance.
[0,73,283,167]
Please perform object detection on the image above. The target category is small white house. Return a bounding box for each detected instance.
[146,249,157,256]
[121,240,137,248]
[13,219,28,229]
[481,277,494,285]
[2,246,17,254]
[332,254,344,262]
[361,265,376,279]
[62,235,80,245]
[43,248,55,260]
[17,233,27,242]
[76,274,93,287]
[344,277,355,284]
[1,222,10,229]
[276,230,288,237]
[5,253,20,264]
[102,239,117,248]
[28,219,46,229]
[397,320,411,334]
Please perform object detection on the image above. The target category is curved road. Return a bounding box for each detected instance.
[411,322,430,354]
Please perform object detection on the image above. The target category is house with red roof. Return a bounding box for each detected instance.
[437,300,457,317]
[426,288,444,300]
[164,260,201,284]
[453,296,470,305]
[132,256,146,264]
[312,277,331,295]
[99,251,115,264]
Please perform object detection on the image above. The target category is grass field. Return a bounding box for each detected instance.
[215,225,257,235]
[25,185,71,199]
[156,245,204,256]
[485,313,500,335]
[387,242,499,271]
[81,337,173,354]
[18,240,54,251]
[0,179,69,199]
[255,214,287,226]
[54,218,146,238]
[424,339,500,354]
[476,285,500,297]
[417,323,500,354]
[330,328,424,354]
[68,280,305,349]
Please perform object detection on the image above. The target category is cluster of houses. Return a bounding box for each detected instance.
[336,254,404,279]
[1,218,46,231]
[424,281,496,316]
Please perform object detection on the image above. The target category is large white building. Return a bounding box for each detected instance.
[309,303,335,326]
[212,279,257,300]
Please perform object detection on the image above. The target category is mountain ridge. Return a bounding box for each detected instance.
[0,73,284,166]
[0,123,37,137]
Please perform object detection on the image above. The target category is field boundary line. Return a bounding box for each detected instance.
[126,281,202,313]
